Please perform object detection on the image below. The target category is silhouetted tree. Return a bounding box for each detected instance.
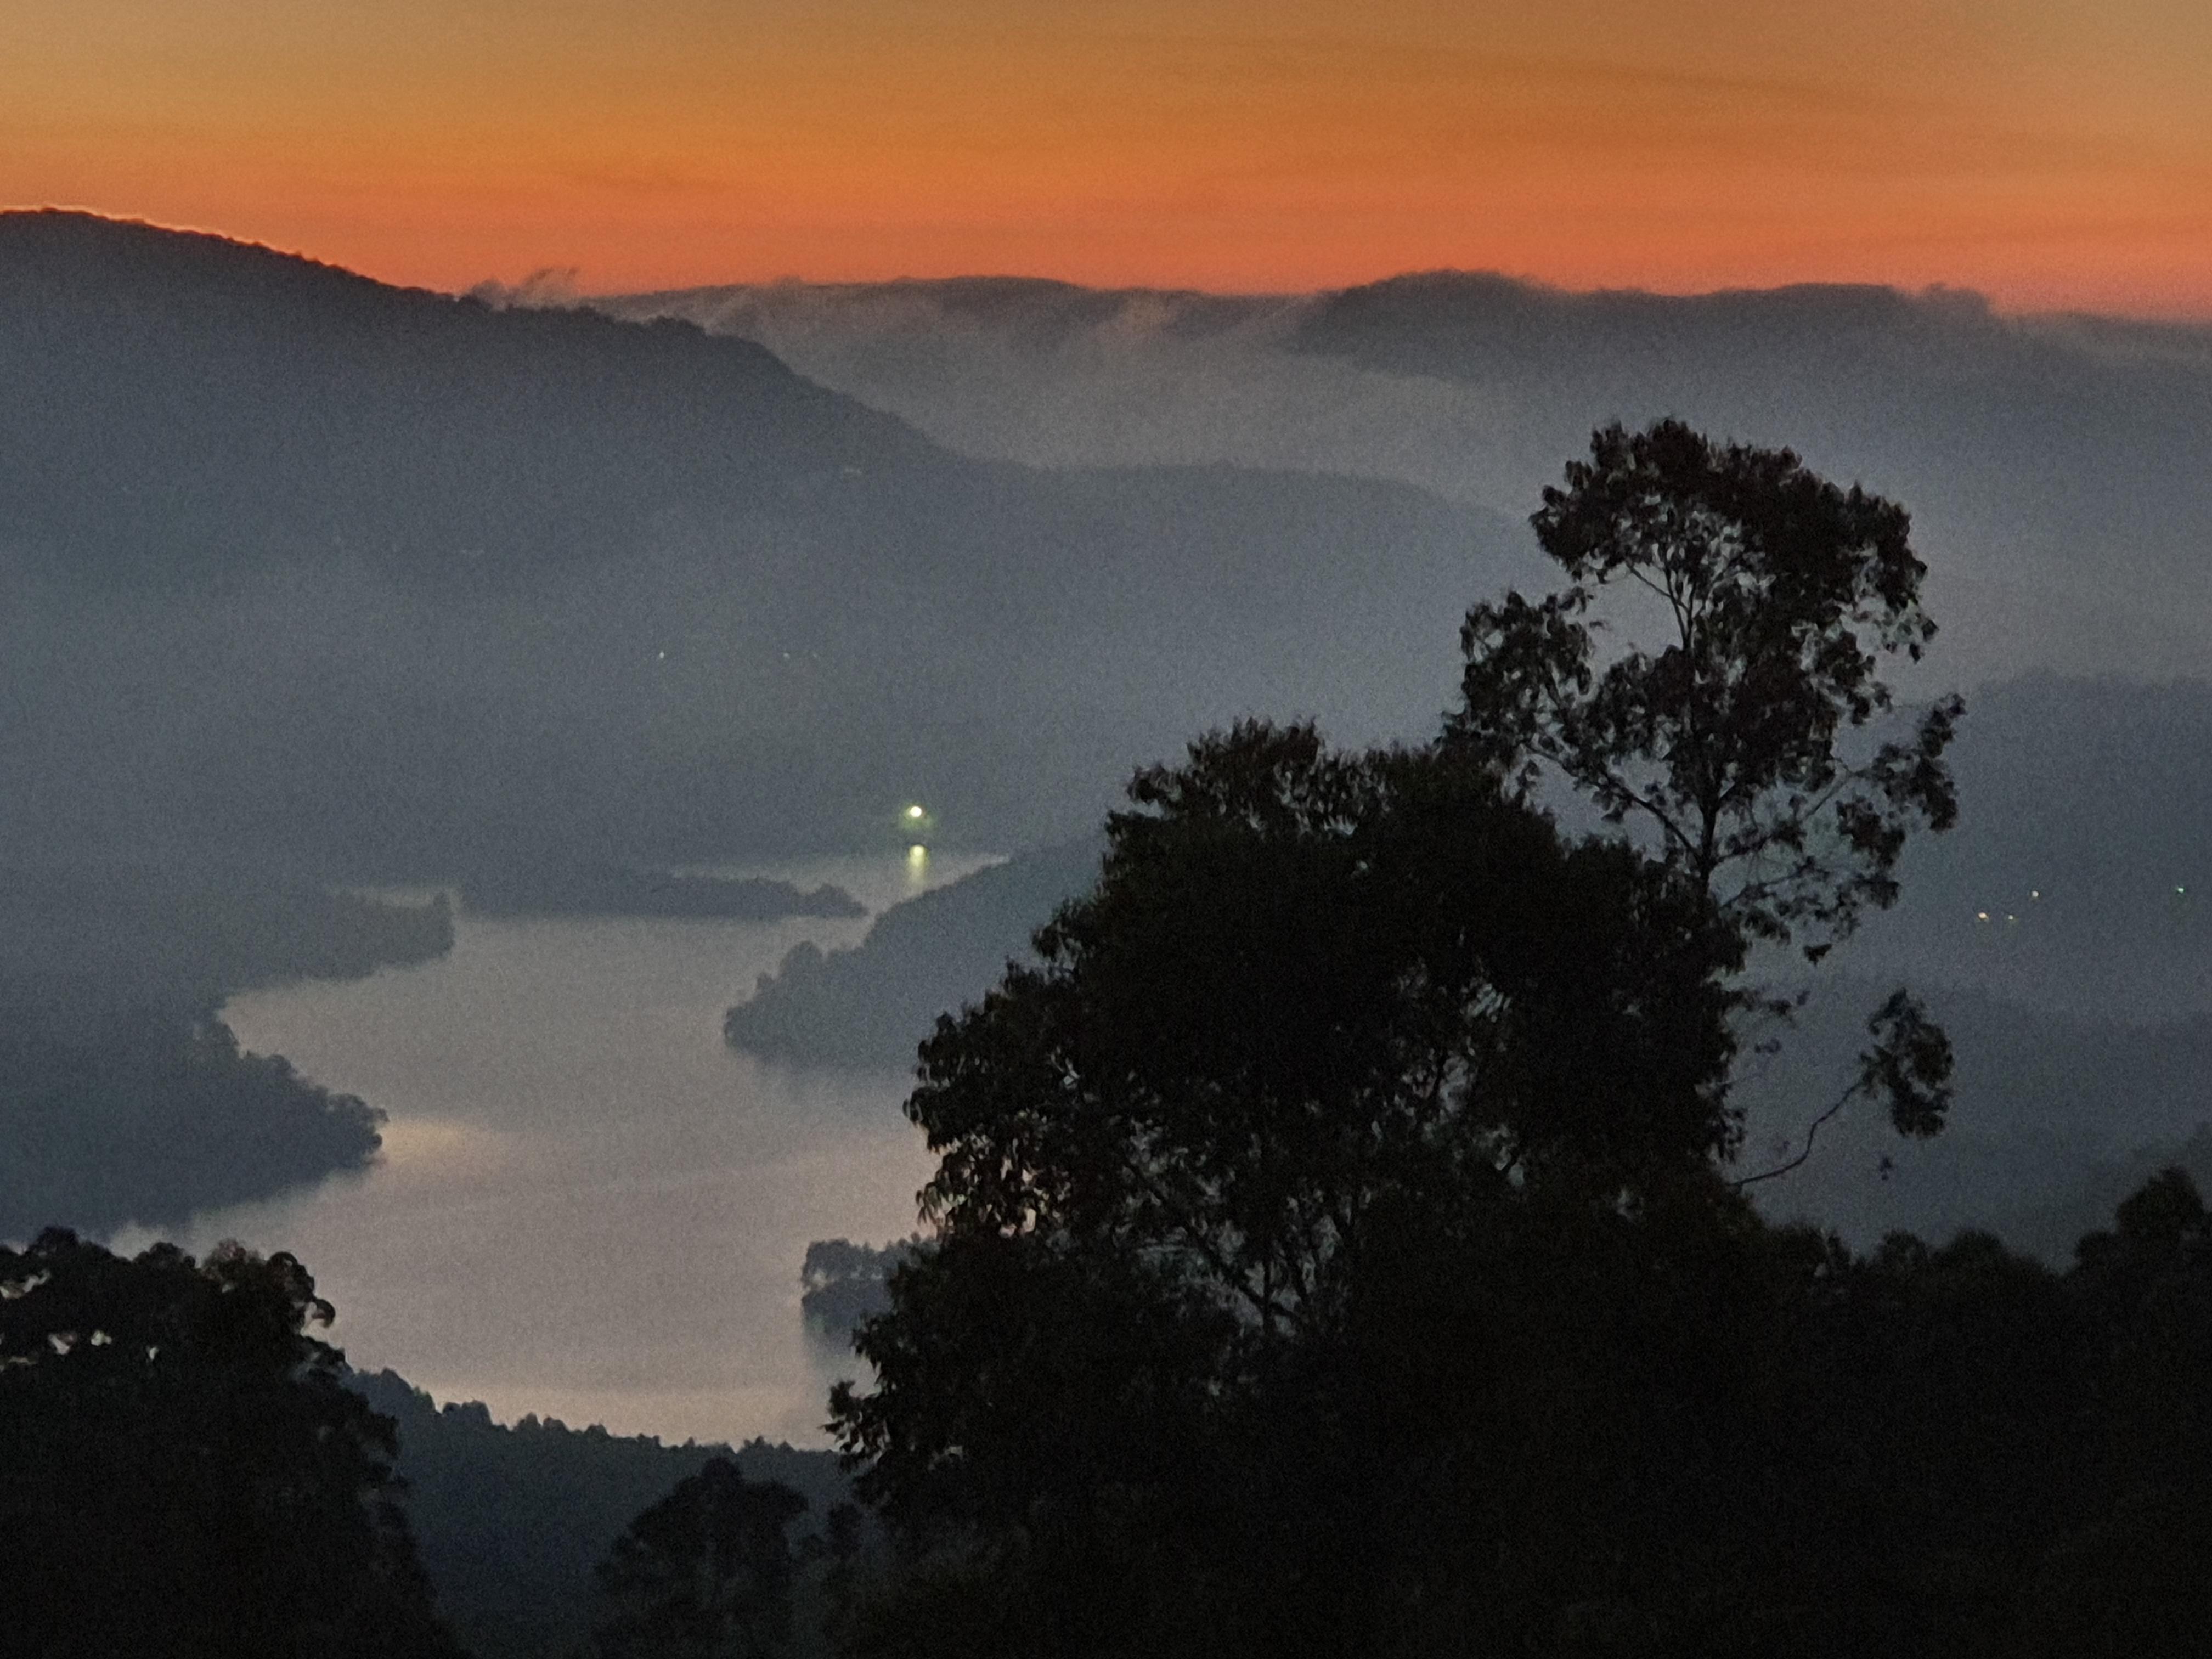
[1454,419,1960,947]
[0,1229,460,1658]
[824,432,2106,1657]
[833,727,1749,1655]
[593,1455,809,1659]
[1452,419,1961,1158]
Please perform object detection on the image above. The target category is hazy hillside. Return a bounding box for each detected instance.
[725,839,1103,1068]
[1821,676,2212,1025]
[613,273,2212,687]
[612,269,2212,1023]
[0,873,453,1240]
[0,213,1522,876]
[1735,977,2212,1255]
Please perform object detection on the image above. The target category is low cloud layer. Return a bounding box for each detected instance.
[610,274,2212,691]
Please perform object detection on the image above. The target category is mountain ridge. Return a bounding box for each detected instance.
[0,211,1516,870]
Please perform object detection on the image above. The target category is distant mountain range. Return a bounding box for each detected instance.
[8,212,2209,1029]
[0,211,1516,875]
[611,272,2212,688]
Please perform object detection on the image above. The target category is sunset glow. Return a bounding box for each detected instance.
[8,0,2210,312]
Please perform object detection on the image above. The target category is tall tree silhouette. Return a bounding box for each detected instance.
[1453,419,1961,1156]
[830,428,1989,1656]
[1453,417,1961,950]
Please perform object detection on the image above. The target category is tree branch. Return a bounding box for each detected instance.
[1731,1077,1861,1189]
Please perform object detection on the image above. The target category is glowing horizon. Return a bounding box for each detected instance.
[8,0,2209,318]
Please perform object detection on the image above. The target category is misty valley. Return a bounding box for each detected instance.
[11,209,2212,1657]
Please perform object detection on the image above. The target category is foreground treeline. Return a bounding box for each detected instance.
[13,1171,2212,1659]
[349,1370,853,1659]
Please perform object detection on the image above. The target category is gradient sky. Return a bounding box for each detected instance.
[7,0,2209,312]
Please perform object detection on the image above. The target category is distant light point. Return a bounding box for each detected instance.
[906,804,926,821]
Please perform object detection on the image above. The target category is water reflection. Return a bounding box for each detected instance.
[119,854,994,1447]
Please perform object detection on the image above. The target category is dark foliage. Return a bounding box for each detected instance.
[348,1370,850,1659]
[594,1457,810,1659]
[832,724,1746,1655]
[0,1232,461,1658]
[1451,420,1961,1159]
[820,728,2212,1655]
[826,430,2212,1656]
[1452,417,1960,960]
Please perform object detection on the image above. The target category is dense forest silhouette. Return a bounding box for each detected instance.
[348,1369,851,1659]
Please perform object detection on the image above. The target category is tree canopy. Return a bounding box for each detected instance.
[832,724,1756,1654]
[593,1455,810,1659]
[1453,419,1963,1159]
[0,1229,460,1659]
[1453,418,1961,958]
[823,423,2047,1656]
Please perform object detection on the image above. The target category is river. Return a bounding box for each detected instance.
[114,853,996,1449]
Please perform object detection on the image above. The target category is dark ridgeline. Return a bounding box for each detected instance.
[348,1370,849,1659]
[0,209,1513,877]
[1291,273,2212,592]
[0,208,926,587]
[459,865,864,922]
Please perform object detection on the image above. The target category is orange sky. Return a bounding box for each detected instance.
[6,0,2209,313]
